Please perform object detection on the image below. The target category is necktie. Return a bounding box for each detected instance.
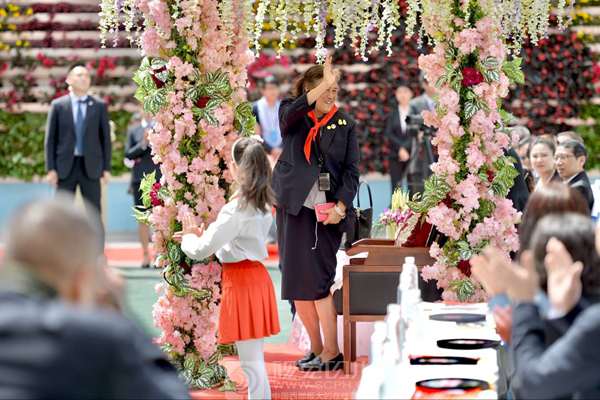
[75,99,85,155]
[304,105,338,164]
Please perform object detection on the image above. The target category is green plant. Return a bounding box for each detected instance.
[576,104,600,171]
[0,110,134,180]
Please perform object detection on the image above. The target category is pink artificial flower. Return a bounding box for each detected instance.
[455,29,482,54]
[141,28,162,57]
[148,0,172,34]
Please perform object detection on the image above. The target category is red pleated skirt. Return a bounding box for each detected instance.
[218,259,281,344]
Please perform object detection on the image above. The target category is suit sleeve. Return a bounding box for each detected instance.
[100,103,112,172]
[511,303,600,399]
[45,101,59,172]
[124,128,149,160]
[279,94,310,136]
[334,122,360,210]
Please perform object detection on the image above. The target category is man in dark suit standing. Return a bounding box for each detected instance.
[384,85,413,193]
[125,112,161,268]
[45,65,111,228]
[407,81,436,196]
[555,140,594,212]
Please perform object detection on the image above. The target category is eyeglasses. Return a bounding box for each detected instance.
[554,154,575,161]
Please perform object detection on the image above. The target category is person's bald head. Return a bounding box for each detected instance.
[5,194,102,294]
[66,65,91,95]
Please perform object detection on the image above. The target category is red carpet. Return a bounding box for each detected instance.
[191,344,366,399]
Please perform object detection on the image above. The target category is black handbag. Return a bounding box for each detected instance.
[343,180,373,250]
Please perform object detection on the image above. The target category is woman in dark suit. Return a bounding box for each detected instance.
[273,55,360,371]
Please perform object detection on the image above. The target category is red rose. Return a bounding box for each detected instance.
[152,182,162,191]
[461,67,484,87]
[195,96,210,109]
[457,260,471,277]
[486,170,495,182]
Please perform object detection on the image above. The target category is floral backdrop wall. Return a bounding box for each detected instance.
[1,1,599,180]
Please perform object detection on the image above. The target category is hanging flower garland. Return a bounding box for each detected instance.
[402,0,573,301]
[108,0,255,389]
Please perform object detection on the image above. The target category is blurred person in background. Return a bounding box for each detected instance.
[384,85,413,193]
[510,125,535,192]
[529,138,560,191]
[0,195,188,399]
[555,140,594,212]
[407,79,436,196]
[125,111,162,268]
[253,76,282,163]
[557,130,584,146]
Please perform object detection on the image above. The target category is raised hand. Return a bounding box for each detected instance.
[323,54,340,87]
[545,238,583,314]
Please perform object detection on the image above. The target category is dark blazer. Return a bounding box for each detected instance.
[506,147,530,212]
[273,94,360,216]
[125,124,161,184]
[0,291,189,399]
[568,171,594,212]
[511,302,600,399]
[383,107,412,158]
[45,94,111,180]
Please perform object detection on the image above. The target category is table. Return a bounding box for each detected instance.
[356,302,500,399]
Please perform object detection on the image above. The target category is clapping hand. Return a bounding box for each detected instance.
[545,238,583,315]
[471,247,539,302]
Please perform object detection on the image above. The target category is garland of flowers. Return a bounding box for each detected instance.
[401,0,575,302]
[116,0,255,389]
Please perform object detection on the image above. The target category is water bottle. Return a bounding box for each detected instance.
[385,304,402,361]
[397,256,417,303]
[369,321,387,365]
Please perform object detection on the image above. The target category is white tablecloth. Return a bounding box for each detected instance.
[357,302,499,399]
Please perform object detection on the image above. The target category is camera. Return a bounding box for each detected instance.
[406,114,436,137]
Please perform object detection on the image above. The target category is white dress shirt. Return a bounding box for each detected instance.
[181,199,272,263]
[398,105,409,134]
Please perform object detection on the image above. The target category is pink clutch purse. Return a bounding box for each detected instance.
[315,202,336,222]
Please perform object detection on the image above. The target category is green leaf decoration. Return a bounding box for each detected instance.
[220,379,237,392]
[499,109,517,125]
[491,156,519,197]
[409,174,452,214]
[186,85,202,102]
[449,279,476,302]
[477,198,495,220]
[457,240,473,260]
[139,171,157,208]
[480,56,499,69]
[133,206,151,224]
[234,101,256,136]
[463,100,480,120]
[167,241,182,264]
[482,68,500,83]
[150,57,167,69]
[144,88,168,114]
[502,57,525,85]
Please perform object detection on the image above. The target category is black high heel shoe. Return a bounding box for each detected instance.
[298,353,344,372]
[295,352,317,367]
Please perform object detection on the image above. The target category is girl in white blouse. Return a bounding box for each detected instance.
[175,137,280,400]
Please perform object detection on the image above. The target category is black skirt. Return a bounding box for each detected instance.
[277,206,343,301]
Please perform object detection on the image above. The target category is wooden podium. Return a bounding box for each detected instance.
[340,239,436,373]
